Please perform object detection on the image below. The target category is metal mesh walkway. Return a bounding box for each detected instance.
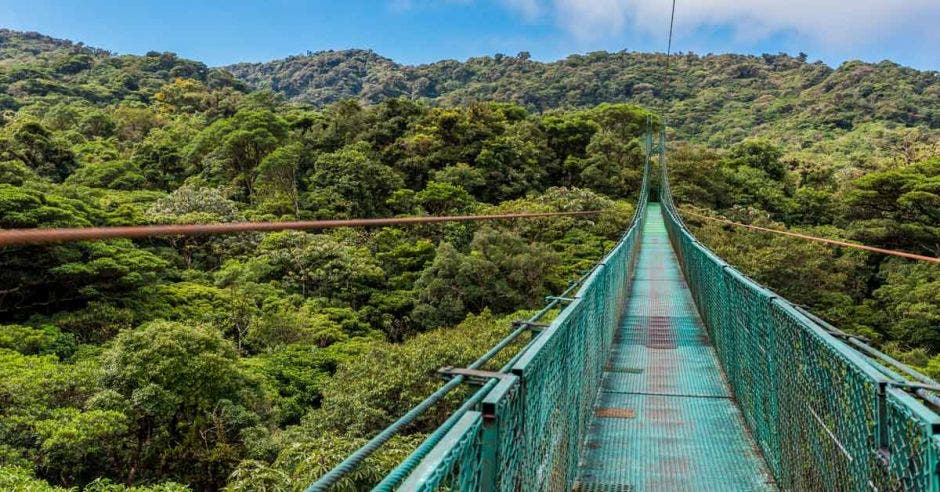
[574,203,775,492]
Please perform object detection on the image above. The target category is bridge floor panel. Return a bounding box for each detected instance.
[574,203,775,492]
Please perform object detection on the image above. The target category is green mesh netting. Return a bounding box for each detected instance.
[660,148,940,491]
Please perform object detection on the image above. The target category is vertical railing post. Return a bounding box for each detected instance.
[877,381,889,461]
[479,404,498,492]
[479,375,520,492]
[933,437,940,492]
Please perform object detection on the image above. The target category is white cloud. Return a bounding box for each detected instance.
[506,0,939,49]
[645,0,935,46]
[555,0,630,38]
[501,0,542,20]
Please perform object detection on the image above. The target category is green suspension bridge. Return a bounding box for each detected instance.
[3,5,935,490]
[305,125,940,491]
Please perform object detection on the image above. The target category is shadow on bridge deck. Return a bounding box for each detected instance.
[574,203,776,492]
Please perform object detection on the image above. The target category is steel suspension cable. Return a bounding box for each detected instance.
[0,210,604,247]
[667,0,676,57]
[660,0,677,120]
[680,207,940,264]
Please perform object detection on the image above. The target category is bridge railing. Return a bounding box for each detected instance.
[659,137,940,491]
[387,149,652,491]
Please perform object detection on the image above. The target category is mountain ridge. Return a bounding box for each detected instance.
[224,47,938,146]
[1,27,938,148]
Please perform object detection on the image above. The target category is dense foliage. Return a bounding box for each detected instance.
[0,30,646,491]
[0,28,936,490]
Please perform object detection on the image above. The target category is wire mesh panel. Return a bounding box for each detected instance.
[399,411,484,491]
[768,302,882,490]
[507,199,646,491]
[876,389,940,490]
[511,303,588,490]
[660,160,940,491]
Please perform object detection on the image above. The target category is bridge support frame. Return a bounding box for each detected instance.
[480,375,521,492]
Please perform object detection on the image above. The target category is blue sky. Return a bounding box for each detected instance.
[1,0,937,70]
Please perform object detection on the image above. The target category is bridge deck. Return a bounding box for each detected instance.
[574,203,775,492]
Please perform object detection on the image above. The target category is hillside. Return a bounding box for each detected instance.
[0,29,245,107]
[226,49,940,146]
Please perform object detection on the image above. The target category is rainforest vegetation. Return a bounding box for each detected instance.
[0,29,937,490]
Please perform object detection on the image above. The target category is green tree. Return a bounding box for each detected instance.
[873,261,940,351]
[303,143,404,218]
[188,109,288,200]
[665,144,728,208]
[0,324,75,356]
[245,340,368,425]
[0,121,77,182]
[475,134,544,202]
[255,143,303,215]
[413,228,558,329]
[65,160,147,190]
[726,139,786,180]
[251,232,386,308]
[309,310,524,436]
[541,114,599,185]
[112,104,163,142]
[584,104,649,142]
[34,408,128,486]
[0,184,168,329]
[845,157,939,256]
[431,163,487,197]
[0,348,101,486]
[153,78,218,114]
[78,111,116,139]
[100,321,266,489]
[131,120,197,189]
[414,181,475,215]
[145,185,247,268]
[579,132,644,197]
